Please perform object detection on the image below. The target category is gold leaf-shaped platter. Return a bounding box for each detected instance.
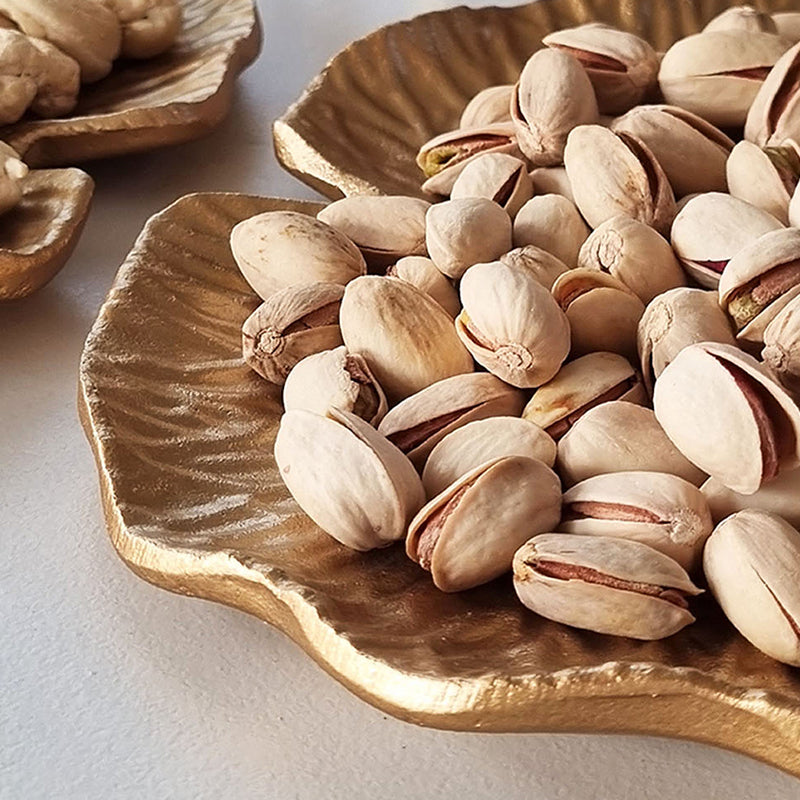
[274,0,799,199]
[2,0,261,167]
[80,193,800,777]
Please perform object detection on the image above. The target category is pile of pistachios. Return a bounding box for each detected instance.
[231,5,800,667]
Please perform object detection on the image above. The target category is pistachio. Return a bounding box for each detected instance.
[704,6,777,34]
[704,510,800,666]
[421,416,557,499]
[522,352,647,440]
[339,275,474,404]
[560,471,713,570]
[408,456,562,592]
[283,346,388,427]
[529,166,575,203]
[564,125,676,235]
[513,534,701,640]
[557,401,707,488]
[456,260,571,388]
[387,256,460,318]
[241,282,344,385]
[763,293,800,393]
[459,84,514,128]
[512,195,590,268]
[377,372,525,470]
[511,48,599,167]
[653,342,800,494]
[230,211,366,300]
[499,245,569,290]
[745,41,800,147]
[425,197,512,280]
[774,12,800,43]
[450,153,533,218]
[274,408,425,552]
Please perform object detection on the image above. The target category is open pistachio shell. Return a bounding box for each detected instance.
[451,153,533,218]
[387,256,460,318]
[499,245,569,290]
[459,84,514,128]
[763,293,800,394]
[704,6,777,34]
[512,194,590,268]
[529,166,575,203]
[745,41,800,147]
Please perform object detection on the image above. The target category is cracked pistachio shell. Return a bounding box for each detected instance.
[425,197,512,280]
[283,346,388,427]
[704,510,800,666]
[560,471,713,571]
[718,228,800,344]
[746,42,800,147]
[339,276,473,404]
[564,125,676,235]
[763,293,800,394]
[241,282,343,385]
[421,416,556,499]
[637,287,736,395]
[512,195,589,268]
[408,456,562,592]
[522,351,647,440]
[578,215,685,304]
[529,166,575,203]
[774,12,800,42]
[552,268,645,363]
[499,245,569,290]
[670,193,783,289]
[377,372,525,470]
[459,84,514,128]
[456,260,571,388]
[543,24,659,115]
[511,48,599,167]
[611,105,733,197]
[557,401,707,488]
[658,31,789,128]
[513,534,701,640]
[231,211,366,301]
[654,342,800,495]
[317,196,430,269]
[451,153,533,218]
[704,6,777,34]
[387,257,460,318]
[274,408,425,552]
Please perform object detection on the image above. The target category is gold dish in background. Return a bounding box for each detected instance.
[80,194,800,778]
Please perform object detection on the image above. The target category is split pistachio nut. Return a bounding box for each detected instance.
[339,275,473,404]
[704,510,800,666]
[529,166,575,204]
[241,282,344,385]
[274,408,425,552]
[283,346,388,427]
[543,23,659,115]
[774,12,800,42]
[459,84,514,128]
[511,47,599,167]
[564,124,676,235]
[522,351,646,441]
[425,197,512,280]
[745,41,800,147]
[407,456,562,592]
[230,211,366,300]
[513,534,701,640]
[450,153,533,218]
[388,257,461,318]
[499,245,569,290]
[456,260,571,388]
[557,401,707,488]
[653,342,800,495]
[560,471,713,571]
[704,6,777,34]
[763,293,800,393]
[421,416,557,499]
[377,372,525,470]
[512,194,590,268]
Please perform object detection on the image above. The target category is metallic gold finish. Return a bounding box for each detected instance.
[0,0,261,167]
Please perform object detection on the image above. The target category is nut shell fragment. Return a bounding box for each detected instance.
[451,153,533,219]
[745,41,800,147]
[388,256,460,318]
[499,245,569,290]
[459,84,514,128]
[763,293,800,393]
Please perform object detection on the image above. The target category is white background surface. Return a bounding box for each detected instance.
[2,1,800,797]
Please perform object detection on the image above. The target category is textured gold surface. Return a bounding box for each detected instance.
[1,0,261,168]
[0,168,93,300]
[275,0,800,199]
[80,193,800,776]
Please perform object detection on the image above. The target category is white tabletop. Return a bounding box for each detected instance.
[2,1,799,797]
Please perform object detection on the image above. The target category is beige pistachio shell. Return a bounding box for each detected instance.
[704,510,800,666]
[512,195,590,268]
[460,84,514,128]
[611,104,733,197]
[511,48,599,167]
[388,256,460,318]
[377,372,525,470]
[560,471,713,571]
[513,533,700,640]
[450,153,533,218]
[274,408,425,552]
[282,346,388,427]
[422,416,557,499]
[564,125,676,235]
[107,0,181,60]
[339,275,473,404]
[653,342,800,495]
[763,293,800,393]
[745,41,800,147]
[499,245,569,290]
[774,12,800,42]
[0,140,26,215]
[557,401,707,488]
[791,181,800,227]
[529,166,575,203]
[230,211,366,300]
[425,197,512,280]
[704,6,777,34]
[456,260,571,388]
[408,456,562,592]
